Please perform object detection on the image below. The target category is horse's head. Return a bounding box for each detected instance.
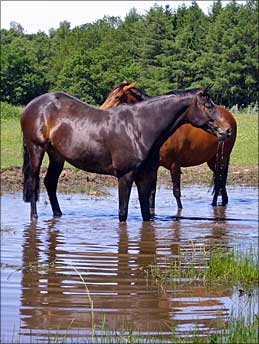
[100,81,147,109]
[185,85,232,141]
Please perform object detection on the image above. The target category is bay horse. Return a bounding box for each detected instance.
[21,86,231,221]
[100,82,237,210]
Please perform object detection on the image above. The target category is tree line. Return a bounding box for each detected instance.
[1,0,258,108]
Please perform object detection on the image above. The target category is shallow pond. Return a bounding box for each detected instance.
[1,185,258,342]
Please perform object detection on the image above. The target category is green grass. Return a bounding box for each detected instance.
[203,247,258,289]
[1,118,23,168]
[0,102,23,119]
[149,246,258,292]
[230,113,258,166]
[0,103,258,169]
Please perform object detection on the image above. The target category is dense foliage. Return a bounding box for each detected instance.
[1,0,258,107]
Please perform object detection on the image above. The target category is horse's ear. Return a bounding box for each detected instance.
[123,81,137,92]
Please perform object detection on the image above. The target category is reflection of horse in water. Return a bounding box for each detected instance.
[19,214,230,339]
[101,82,237,210]
[19,220,170,337]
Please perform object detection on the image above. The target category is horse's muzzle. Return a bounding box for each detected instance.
[217,126,232,141]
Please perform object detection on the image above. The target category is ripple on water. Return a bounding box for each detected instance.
[1,186,258,342]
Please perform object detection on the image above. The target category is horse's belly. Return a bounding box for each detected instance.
[64,149,114,175]
[66,158,114,175]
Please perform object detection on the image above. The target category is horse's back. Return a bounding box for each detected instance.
[21,92,103,140]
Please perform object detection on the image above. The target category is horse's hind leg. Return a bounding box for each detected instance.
[44,149,65,217]
[23,142,45,219]
[170,162,183,209]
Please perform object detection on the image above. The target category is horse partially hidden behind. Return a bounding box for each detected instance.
[21,85,231,221]
[99,81,237,210]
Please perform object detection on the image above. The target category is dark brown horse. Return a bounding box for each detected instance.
[100,82,237,210]
[21,86,231,221]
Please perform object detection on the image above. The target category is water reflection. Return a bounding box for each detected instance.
[19,214,232,340]
[1,187,257,342]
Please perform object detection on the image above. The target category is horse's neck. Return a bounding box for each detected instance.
[141,95,193,141]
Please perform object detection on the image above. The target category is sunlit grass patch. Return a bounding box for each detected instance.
[149,246,258,292]
[203,246,258,289]
[1,107,258,169]
[230,114,258,166]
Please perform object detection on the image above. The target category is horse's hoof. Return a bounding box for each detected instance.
[221,201,228,206]
[150,208,155,216]
[142,215,151,222]
[31,215,38,222]
[53,211,62,217]
[119,215,127,222]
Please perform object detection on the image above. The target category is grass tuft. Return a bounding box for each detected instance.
[149,246,258,292]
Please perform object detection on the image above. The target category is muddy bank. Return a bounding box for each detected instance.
[1,165,257,194]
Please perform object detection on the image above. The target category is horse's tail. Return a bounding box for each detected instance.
[22,141,40,202]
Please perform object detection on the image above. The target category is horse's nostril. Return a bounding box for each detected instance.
[226,127,232,136]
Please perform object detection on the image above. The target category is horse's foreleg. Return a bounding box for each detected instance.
[135,168,158,221]
[148,170,158,217]
[44,153,64,217]
[211,177,220,206]
[208,156,229,207]
[220,157,230,206]
[207,159,220,206]
[170,162,182,209]
[118,172,134,222]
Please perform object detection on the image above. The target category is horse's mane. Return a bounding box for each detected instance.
[141,87,203,105]
[107,83,204,105]
[107,81,149,101]
[165,88,202,96]
[107,81,130,97]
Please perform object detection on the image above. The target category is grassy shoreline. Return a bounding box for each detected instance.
[1,101,258,169]
[1,109,258,192]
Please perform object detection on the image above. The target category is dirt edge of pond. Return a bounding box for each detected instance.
[1,165,257,195]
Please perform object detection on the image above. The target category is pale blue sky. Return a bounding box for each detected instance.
[1,1,245,34]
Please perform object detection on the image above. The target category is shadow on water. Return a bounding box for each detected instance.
[1,185,258,342]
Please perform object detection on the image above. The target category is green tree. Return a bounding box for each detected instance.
[0,35,49,104]
[56,50,97,104]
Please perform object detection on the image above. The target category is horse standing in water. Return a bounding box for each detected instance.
[21,86,231,221]
[100,82,237,210]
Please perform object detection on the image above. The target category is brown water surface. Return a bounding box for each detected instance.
[1,185,258,342]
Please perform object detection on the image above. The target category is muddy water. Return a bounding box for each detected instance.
[1,185,258,342]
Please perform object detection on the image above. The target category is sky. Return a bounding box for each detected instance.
[0,1,241,34]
